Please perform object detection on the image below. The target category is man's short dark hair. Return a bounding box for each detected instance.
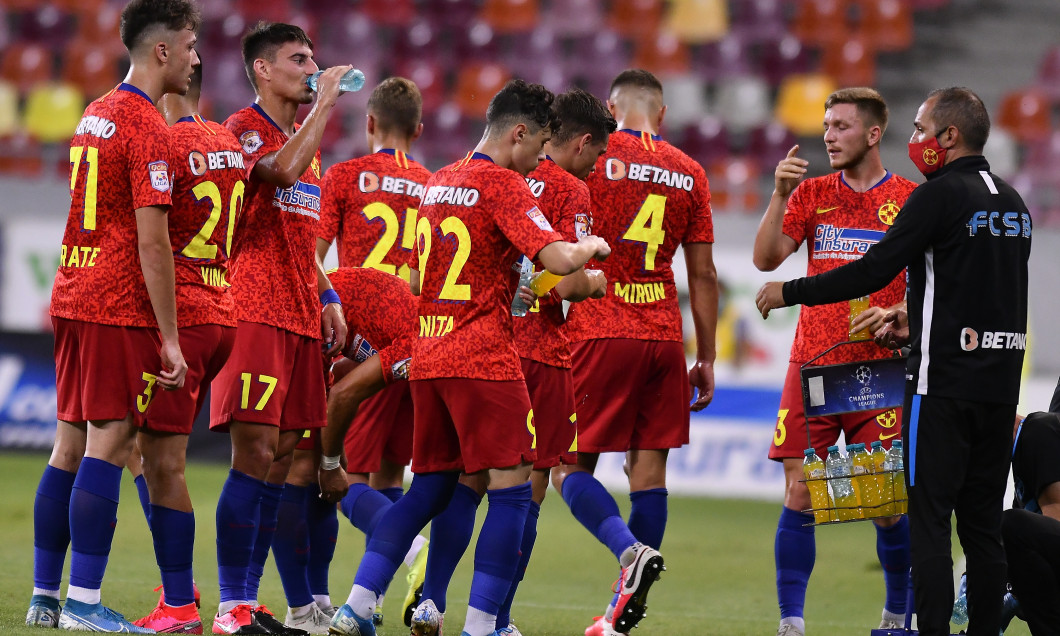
[367,77,422,138]
[927,86,991,153]
[120,0,201,52]
[240,21,314,90]
[609,69,663,98]
[551,87,617,145]
[825,87,889,133]
[485,79,557,135]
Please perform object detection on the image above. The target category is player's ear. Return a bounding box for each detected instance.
[411,122,424,142]
[867,124,883,148]
[253,58,269,84]
[656,104,667,129]
[577,133,593,154]
[512,123,528,144]
[365,113,376,136]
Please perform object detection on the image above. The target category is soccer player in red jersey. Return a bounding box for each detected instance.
[209,22,350,636]
[329,80,611,636]
[26,1,199,632]
[316,77,431,628]
[554,69,718,636]
[751,88,917,636]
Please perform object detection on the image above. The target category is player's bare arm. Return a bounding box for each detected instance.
[317,255,347,356]
[686,242,718,410]
[752,145,805,271]
[254,65,352,187]
[537,235,611,275]
[318,358,387,502]
[315,236,332,264]
[135,205,187,389]
[409,268,420,296]
[555,268,607,302]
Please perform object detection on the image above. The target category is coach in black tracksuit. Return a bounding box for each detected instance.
[756,86,1031,636]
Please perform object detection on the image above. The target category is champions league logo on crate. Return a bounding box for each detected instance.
[800,345,906,419]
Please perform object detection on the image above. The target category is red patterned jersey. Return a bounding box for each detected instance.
[167,114,246,328]
[224,105,323,338]
[51,84,173,327]
[782,171,917,364]
[512,158,587,369]
[319,149,431,281]
[328,267,415,384]
[565,130,714,343]
[409,153,564,381]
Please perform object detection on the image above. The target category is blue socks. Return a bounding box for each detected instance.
[216,469,264,604]
[561,471,636,560]
[628,488,667,550]
[306,485,338,598]
[340,483,393,543]
[246,481,282,602]
[273,484,314,608]
[33,465,75,592]
[150,505,196,607]
[775,506,815,619]
[496,499,539,629]
[353,472,458,596]
[876,516,911,614]
[468,483,532,620]
[134,474,151,524]
[68,457,122,592]
[423,482,482,612]
[379,487,404,503]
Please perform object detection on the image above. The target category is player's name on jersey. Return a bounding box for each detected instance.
[614,281,666,304]
[359,172,425,198]
[273,181,321,218]
[419,314,454,338]
[605,159,694,191]
[60,244,100,268]
[199,265,229,288]
[422,185,480,207]
[525,177,545,198]
[74,115,117,139]
[189,150,245,174]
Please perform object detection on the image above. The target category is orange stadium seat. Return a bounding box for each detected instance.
[857,0,914,52]
[479,0,539,34]
[707,156,761,213]
[791,0,850,49]
[774,73,838,136]
[0,43,54,94]
[453,62,511,119]
[821,36,877,88]
[74,3,123,57]
[1036,44,1060,101]
[996,87,1053,143]
[539,0,603,37]
[22,82,84,143]
[632,31,691,76]
[0,79,18,137]
[359,0,416,27]
[61,38,121,100]
[609,0,664,38]
[664,0,728,45]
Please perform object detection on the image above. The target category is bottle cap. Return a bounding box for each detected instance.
[892,440,902,449]
[827,445,839,452]
[804,448,815,456]
[871,440,882,449]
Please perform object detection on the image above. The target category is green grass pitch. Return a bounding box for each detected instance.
[0,451,1029,635]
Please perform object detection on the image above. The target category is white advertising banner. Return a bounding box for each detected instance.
[1,218,63,331]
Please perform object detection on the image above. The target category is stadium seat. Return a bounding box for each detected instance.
[632,31,691,77]
[0,42,54,94]
[73,2,123,56]
[664,0,728,45]
[857,0,914,52]
[501,29,569,92]
[679,116,731,167]
[660,75,709,129]
[479,0,539,34]
[314,11,382,72]
[747,122,799,173]
[394,59,446,111]
[730,0,786,43]
[419,0,481,30]
[418,102,475,167]
[609,0,664,38]
[233,0,292,23]
[820,37,876,88]
[774,73,837,136]
[539,0,603,37]
[453,21,501,63]
[692,34,754,83]
[359,0,416,27]
[758,35,813,87]
[51,0,105,13]
[566,30,632,97]
[707,156,761,213]
[391,19,446,70]
[0,132,43,175]
[0,79,17,138]
[791,0,850,49]
[61,38,120,100]
[202,55,255,119]
[996,87,1052,143]
[1035,44,1060,101]
[713,75,771,133]
[981,127,1018,180]
[453,62,511,118]
[14,4,75,49]
[22,82,84,144]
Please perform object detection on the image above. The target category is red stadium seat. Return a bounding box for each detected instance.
[233,0,292,23]
[1036,44,1060,101]
[707,156,761,213]
[395,59,447,112]
[609,0,664,38]
[758,35,813,87]
[747,122,799,173]
[996,88,1053,144]
[359,0,416,27]
[453,62,511,119]
[0,42,54,94]
[0,132,43,175]
[857,0,914,52]
[730,0,786,43]
[632,31,691,77]
[453,21,501,64]
[539,0,603,37]
[0,79,18,138]
[61,38,121,100]
[51,0,105,14]
[479,0,539,34]
[792,0,850,49]
[679,116,732,167]
[73,2,123,57]
[821,36,877,88]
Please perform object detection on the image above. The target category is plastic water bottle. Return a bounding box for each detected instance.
[306,68,366,93]
[826,445,857,521]
[510,257,533,317]
[868,441,889,517]
[886,440,906,514]
[802,449,833,524]
[851,443,873,519]
[951,572,969,625]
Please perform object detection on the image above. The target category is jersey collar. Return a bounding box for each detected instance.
[839,170,893,192]
[251,103,286,136]
[117,82,153,105]
[378,148,416,167]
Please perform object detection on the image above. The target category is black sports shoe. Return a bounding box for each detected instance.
[251,606,308,636]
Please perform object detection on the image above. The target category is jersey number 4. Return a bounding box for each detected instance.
[622,193,667,271]
[416,216,471,301]
[362,202,417,281]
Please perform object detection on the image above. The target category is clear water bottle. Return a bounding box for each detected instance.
[951,572,969,625]
[510,256,533,317]
[802,449,833,523]
[306,68,366,93]
[826,445,857,521]
[887,440,906,514]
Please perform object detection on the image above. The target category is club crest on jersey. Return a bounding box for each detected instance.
[391,357,411,381]
[605,158,627,180]
[189,151,208,176]
[240,130,263,155]
[148,161,170,192]
[878,200,901,226]
[359,171,380,193]
[526,206,554,232]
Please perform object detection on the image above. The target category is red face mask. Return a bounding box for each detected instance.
[908,136,947,176]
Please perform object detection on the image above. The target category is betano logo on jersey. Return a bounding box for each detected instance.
[966,211,1032,238]
[604,159,694,191]
[878,200,901,225]
[813,224,884,260]
[422,185,480,206]
[273,180,321,218]
[960,327,1027,352]
[358,171,425,198]
[74,115,116,139]
[188,150,245,177]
